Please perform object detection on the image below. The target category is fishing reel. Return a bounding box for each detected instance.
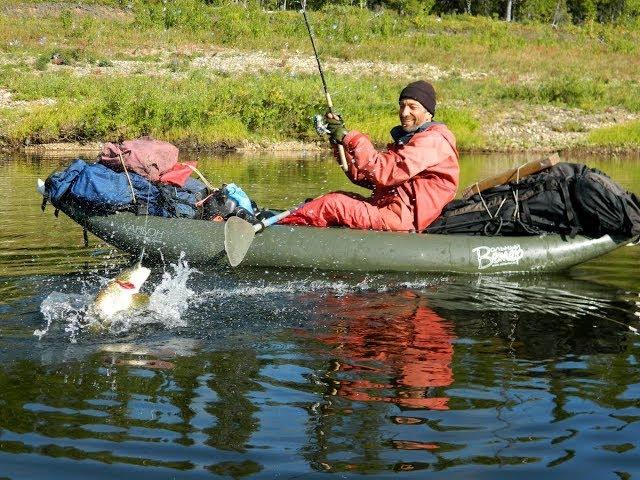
[313,114,330,135]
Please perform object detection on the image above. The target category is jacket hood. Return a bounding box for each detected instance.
[426,123,458,153]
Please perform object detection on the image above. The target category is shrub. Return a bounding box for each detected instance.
[437,106,483,150]
[551,120,587,132]
[132,0,213,30]
[35,53,50,71]
[538,75,606,108]
[59,9,73,30]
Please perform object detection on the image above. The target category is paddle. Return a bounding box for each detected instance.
[461,153,560,199]
[224,209,295,267]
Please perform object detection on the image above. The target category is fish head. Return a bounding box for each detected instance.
[114,262,151,294]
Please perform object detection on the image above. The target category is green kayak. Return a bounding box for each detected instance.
[39,182,633,274]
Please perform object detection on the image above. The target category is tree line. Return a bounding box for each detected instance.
[210,0,640,25]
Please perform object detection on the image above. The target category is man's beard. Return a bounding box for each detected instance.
[401,122,420,133]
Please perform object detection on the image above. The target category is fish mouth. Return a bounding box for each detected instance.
[117,263,151,292]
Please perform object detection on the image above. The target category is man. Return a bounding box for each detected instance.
[279,80,459,232]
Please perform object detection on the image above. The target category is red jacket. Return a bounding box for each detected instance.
[341,123,459,231]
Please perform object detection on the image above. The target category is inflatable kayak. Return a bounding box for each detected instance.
[38,180,632,274]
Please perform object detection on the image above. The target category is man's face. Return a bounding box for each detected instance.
[399,98,431,132]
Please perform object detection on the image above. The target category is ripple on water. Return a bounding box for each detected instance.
[0,153,639,479]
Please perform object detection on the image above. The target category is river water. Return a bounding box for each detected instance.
[1,151,639,479]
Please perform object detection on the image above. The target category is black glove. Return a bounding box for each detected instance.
[326,117,348,144]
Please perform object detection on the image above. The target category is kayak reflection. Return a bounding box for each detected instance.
[311,291,456,410]
[295,275,637,475]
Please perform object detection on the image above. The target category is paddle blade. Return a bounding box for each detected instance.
[224,216,257,267]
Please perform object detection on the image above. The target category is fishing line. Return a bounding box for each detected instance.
[137,180,153,264]
[550,292,639,334]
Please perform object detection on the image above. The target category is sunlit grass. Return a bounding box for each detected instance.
[1,4,638,79]
[0,70,482,148]
[587,121,640,147]
[495,75,640,112]
[1,2,640,149]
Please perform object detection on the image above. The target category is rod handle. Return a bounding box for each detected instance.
[325,93,348,172]
[336,145,348,172]
[326,92,334,110]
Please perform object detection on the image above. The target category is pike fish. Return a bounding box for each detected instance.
[90,261,151,323]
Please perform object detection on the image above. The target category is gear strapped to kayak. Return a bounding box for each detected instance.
[43,158,640,241]
[42,155,261,223]
[427,162,640,238]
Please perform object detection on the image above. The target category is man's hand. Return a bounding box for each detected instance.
[325,113,348,144]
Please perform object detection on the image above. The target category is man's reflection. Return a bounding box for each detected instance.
[314,290,456,410]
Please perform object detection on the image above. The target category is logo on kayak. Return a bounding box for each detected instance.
[121,224,165,243]
[472,244,524,270]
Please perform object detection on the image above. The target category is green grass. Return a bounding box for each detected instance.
[495,75,640,112]
[436,107,483,150]
[2,4,639,78]
[0,70,483,149]
[2,2,640,150]
[587,121,640,148]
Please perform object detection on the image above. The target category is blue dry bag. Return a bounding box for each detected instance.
[46,159,164,215]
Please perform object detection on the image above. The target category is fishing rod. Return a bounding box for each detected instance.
[300,2,348,172]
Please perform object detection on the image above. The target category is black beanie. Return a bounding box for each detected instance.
[399,80,436,116]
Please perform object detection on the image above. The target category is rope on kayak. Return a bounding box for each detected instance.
[483,217,503,236]
[512,165,522,222]
[478,192,507,236]
[477,189,492,218]
[185,164,216,193]
[508,165,541,235]
[117,153,137,205]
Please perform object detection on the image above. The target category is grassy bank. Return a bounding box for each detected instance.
[0,70,483,150]
[588,121,640,148]
[1,1,639,151]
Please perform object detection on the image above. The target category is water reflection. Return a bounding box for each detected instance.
[0,340,266,477]
[0,271,639,477]
[293,277,638,475]
[1,152,639,478]
[312,292,455,410]
[432,275,635,358]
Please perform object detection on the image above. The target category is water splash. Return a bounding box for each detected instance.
[147,253,197,326]
[35,292,92,342]
[35,254,198,341]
